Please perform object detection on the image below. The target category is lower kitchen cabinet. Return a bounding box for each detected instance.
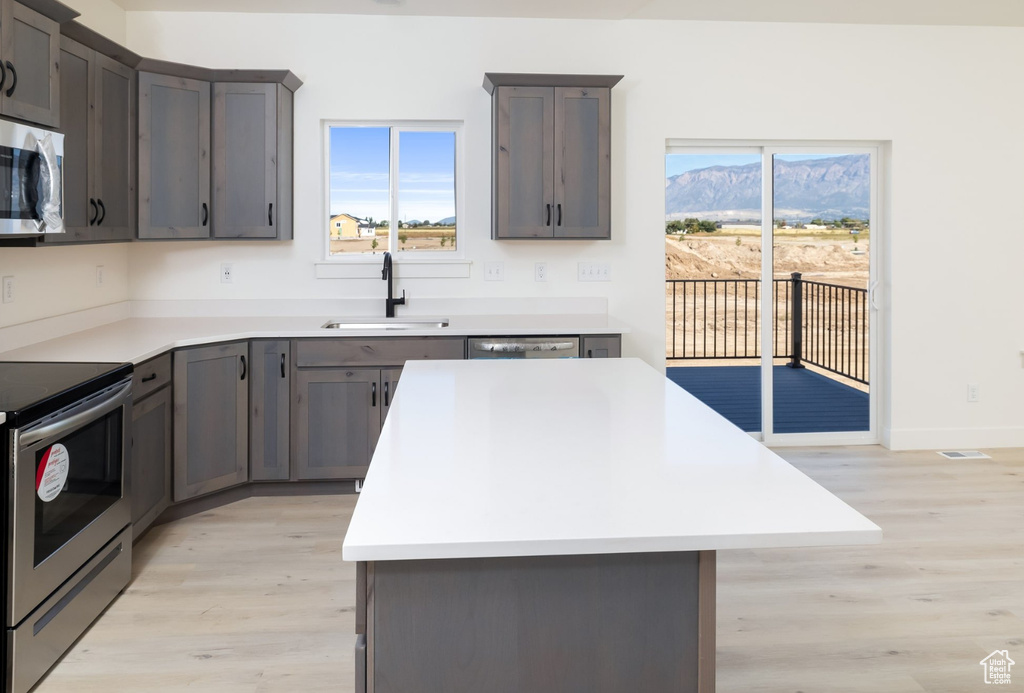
[581,335,622,359]
[173,342,249,500]
[293,368,383,480]
[130,384,172,537]
[250,340,290,481]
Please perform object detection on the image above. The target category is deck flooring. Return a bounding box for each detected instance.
[667,364,869,433]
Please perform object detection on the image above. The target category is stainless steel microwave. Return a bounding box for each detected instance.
[0,119,63,236]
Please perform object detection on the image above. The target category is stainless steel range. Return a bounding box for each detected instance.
[1,361,133,693]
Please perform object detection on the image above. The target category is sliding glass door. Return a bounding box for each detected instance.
[665,143,880,444]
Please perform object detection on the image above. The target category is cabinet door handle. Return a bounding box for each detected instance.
[371,382,376,407]
[268,203,273,226]
[202,202,208,227]
[5,62,16,98]
[557,203,562,226]
[96,199,106,226]
[384,380,389,407]
[89,198,98,225]
[0,61,7,93]
[280,353,286,378]
[240,354,247,381]
[545,203,551,226]
[141,373,157,383]
[587,349,592,358]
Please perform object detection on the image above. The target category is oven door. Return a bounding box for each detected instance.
[7,378,131,627]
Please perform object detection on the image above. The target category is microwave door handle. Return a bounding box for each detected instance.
[18,381,131,448]
[35,133,62,232]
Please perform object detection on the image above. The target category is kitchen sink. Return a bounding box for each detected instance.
[321,318,450,330]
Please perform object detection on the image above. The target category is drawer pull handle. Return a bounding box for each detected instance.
[140,373,157,383]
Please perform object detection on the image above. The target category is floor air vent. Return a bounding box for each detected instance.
[937,450,990,459]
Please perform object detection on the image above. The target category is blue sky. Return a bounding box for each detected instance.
[665,152,844,178]
[330,127,456,223]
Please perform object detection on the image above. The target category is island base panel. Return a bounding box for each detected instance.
[359,551,715,693]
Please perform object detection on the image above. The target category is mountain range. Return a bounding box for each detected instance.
[665,155,870,222]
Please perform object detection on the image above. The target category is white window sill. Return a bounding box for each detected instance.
[315,258,472,279]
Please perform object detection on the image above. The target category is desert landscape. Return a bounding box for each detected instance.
[328,227,456,255]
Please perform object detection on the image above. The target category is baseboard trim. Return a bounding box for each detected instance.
[887,426,1024,451]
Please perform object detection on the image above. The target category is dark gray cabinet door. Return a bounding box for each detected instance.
[138,72,211,239]
[212,82,279,239]
[493,86,554,239]
[380,367,402,427]
[554,87,610,239]
[250,340,290,481]
[0,2,60,127]
[293,368,381,480]
[173,342,249,501]
[130,385,172,537]
[46,36,91,243]
[92,52,135,241]
[581,335,621,359]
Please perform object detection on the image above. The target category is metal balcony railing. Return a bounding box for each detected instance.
[666,273,869,385]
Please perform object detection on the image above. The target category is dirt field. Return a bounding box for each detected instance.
[329,227,456,255]
[666,231,869,287]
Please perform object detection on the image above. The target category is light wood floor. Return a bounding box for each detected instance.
[35,446,1024,692]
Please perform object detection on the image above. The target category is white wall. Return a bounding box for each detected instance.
[123,12,1024,449]
[0,0,129,329]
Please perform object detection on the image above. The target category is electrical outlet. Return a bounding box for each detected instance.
[484,262,504,281]
[220,263,234,284]
[2,276,13,304]
[95,265,105,287]
[967,383,980,403]
[577,262,611,282]
[535,262,547,282]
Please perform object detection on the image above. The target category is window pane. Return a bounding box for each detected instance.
[397,131,456,253]
[328,126,390,256]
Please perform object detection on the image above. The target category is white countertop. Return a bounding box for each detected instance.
[342,358,882,562]
[0,314,626,364]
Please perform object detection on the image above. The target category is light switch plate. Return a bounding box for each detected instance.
[577,262,610,282]
[484,262,504,281]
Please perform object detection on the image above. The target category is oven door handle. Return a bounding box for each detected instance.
[18,381,131,448]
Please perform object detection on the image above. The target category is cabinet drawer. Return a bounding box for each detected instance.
[133,353,171,399]
[296,338,466,367]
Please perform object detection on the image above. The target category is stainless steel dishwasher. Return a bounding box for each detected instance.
[468,337,580,359]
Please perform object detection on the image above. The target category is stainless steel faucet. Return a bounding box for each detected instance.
[382,252,406,318]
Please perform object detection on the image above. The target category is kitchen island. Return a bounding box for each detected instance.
[342,358,881,693]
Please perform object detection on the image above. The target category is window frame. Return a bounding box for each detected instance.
[322,120,465,263]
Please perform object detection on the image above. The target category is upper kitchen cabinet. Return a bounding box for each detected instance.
[137,60,300,241]
[484,73,621,240]
[0,0,75,128]
[212,82,293,240]
[45,34,135,244]
[138,71,211,240]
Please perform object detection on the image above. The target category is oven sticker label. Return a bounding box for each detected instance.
[36,443,70,502]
